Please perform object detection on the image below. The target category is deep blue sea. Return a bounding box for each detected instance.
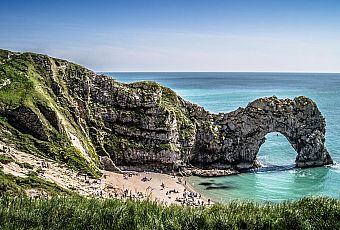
[104,72,340,202]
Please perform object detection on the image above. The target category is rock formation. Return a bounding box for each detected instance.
[0,49,333,175]
[193,96,333,169]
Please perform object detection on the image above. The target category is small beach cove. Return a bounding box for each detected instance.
[0,141,210,206]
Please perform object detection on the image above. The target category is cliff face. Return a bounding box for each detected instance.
[0,49,333,175]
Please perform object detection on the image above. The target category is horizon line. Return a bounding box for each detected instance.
[96,70,340,74]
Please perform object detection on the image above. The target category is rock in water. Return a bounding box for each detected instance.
[0,49,333,175]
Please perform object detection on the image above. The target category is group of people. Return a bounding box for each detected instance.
[41,160,50,169]
[117,189,147,200]
[86,172,212,206]
[123,172,136,179]
[165,189,179,196]
[91,187,148,201]
[141,176,152,182]
[0,145,11,153]
[175,189,208,206]
[160,178,209,206]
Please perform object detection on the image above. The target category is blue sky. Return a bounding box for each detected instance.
[1,0,340,72]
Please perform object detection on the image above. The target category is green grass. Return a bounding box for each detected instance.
[17,161,34,169]
[0,195,339,229]
[159,86,197,144]
[0,154,34,169]
[0,154,14,164]
[0,170,72,197]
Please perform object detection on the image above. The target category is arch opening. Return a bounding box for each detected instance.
[256,132,296,172]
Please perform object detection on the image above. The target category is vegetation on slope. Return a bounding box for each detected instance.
[0,195,339,229]
[159,84,197,144]
[0,49,100,176]
[0,171,72,196]
[0,154,15,164]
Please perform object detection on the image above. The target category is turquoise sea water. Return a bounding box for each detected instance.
[104,72,340,202]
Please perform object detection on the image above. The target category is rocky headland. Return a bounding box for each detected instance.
[0,49,333,183]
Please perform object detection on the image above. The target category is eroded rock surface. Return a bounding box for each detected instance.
[0,49,333,174]
[193,96,333,169]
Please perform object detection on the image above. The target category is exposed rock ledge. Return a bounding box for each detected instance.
[0,49,333,176]
[190,169,239,177]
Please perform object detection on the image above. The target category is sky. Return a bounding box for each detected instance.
[1,0,340,72]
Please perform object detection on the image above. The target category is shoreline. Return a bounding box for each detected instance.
[183,176,212,204]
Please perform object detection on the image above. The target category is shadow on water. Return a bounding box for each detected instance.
[198,181,236,190]
[205,185,234,190]
[198,182,216,186]
[196,164,297,192]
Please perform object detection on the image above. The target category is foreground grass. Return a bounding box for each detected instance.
[0,196,339,229]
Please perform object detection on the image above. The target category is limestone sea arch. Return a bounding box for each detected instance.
[192,96,333,170]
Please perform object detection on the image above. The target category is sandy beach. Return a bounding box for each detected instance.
[103,171,210,206]
[0,143,210,206]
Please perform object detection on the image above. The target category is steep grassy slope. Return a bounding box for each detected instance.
[0,50,100,176]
